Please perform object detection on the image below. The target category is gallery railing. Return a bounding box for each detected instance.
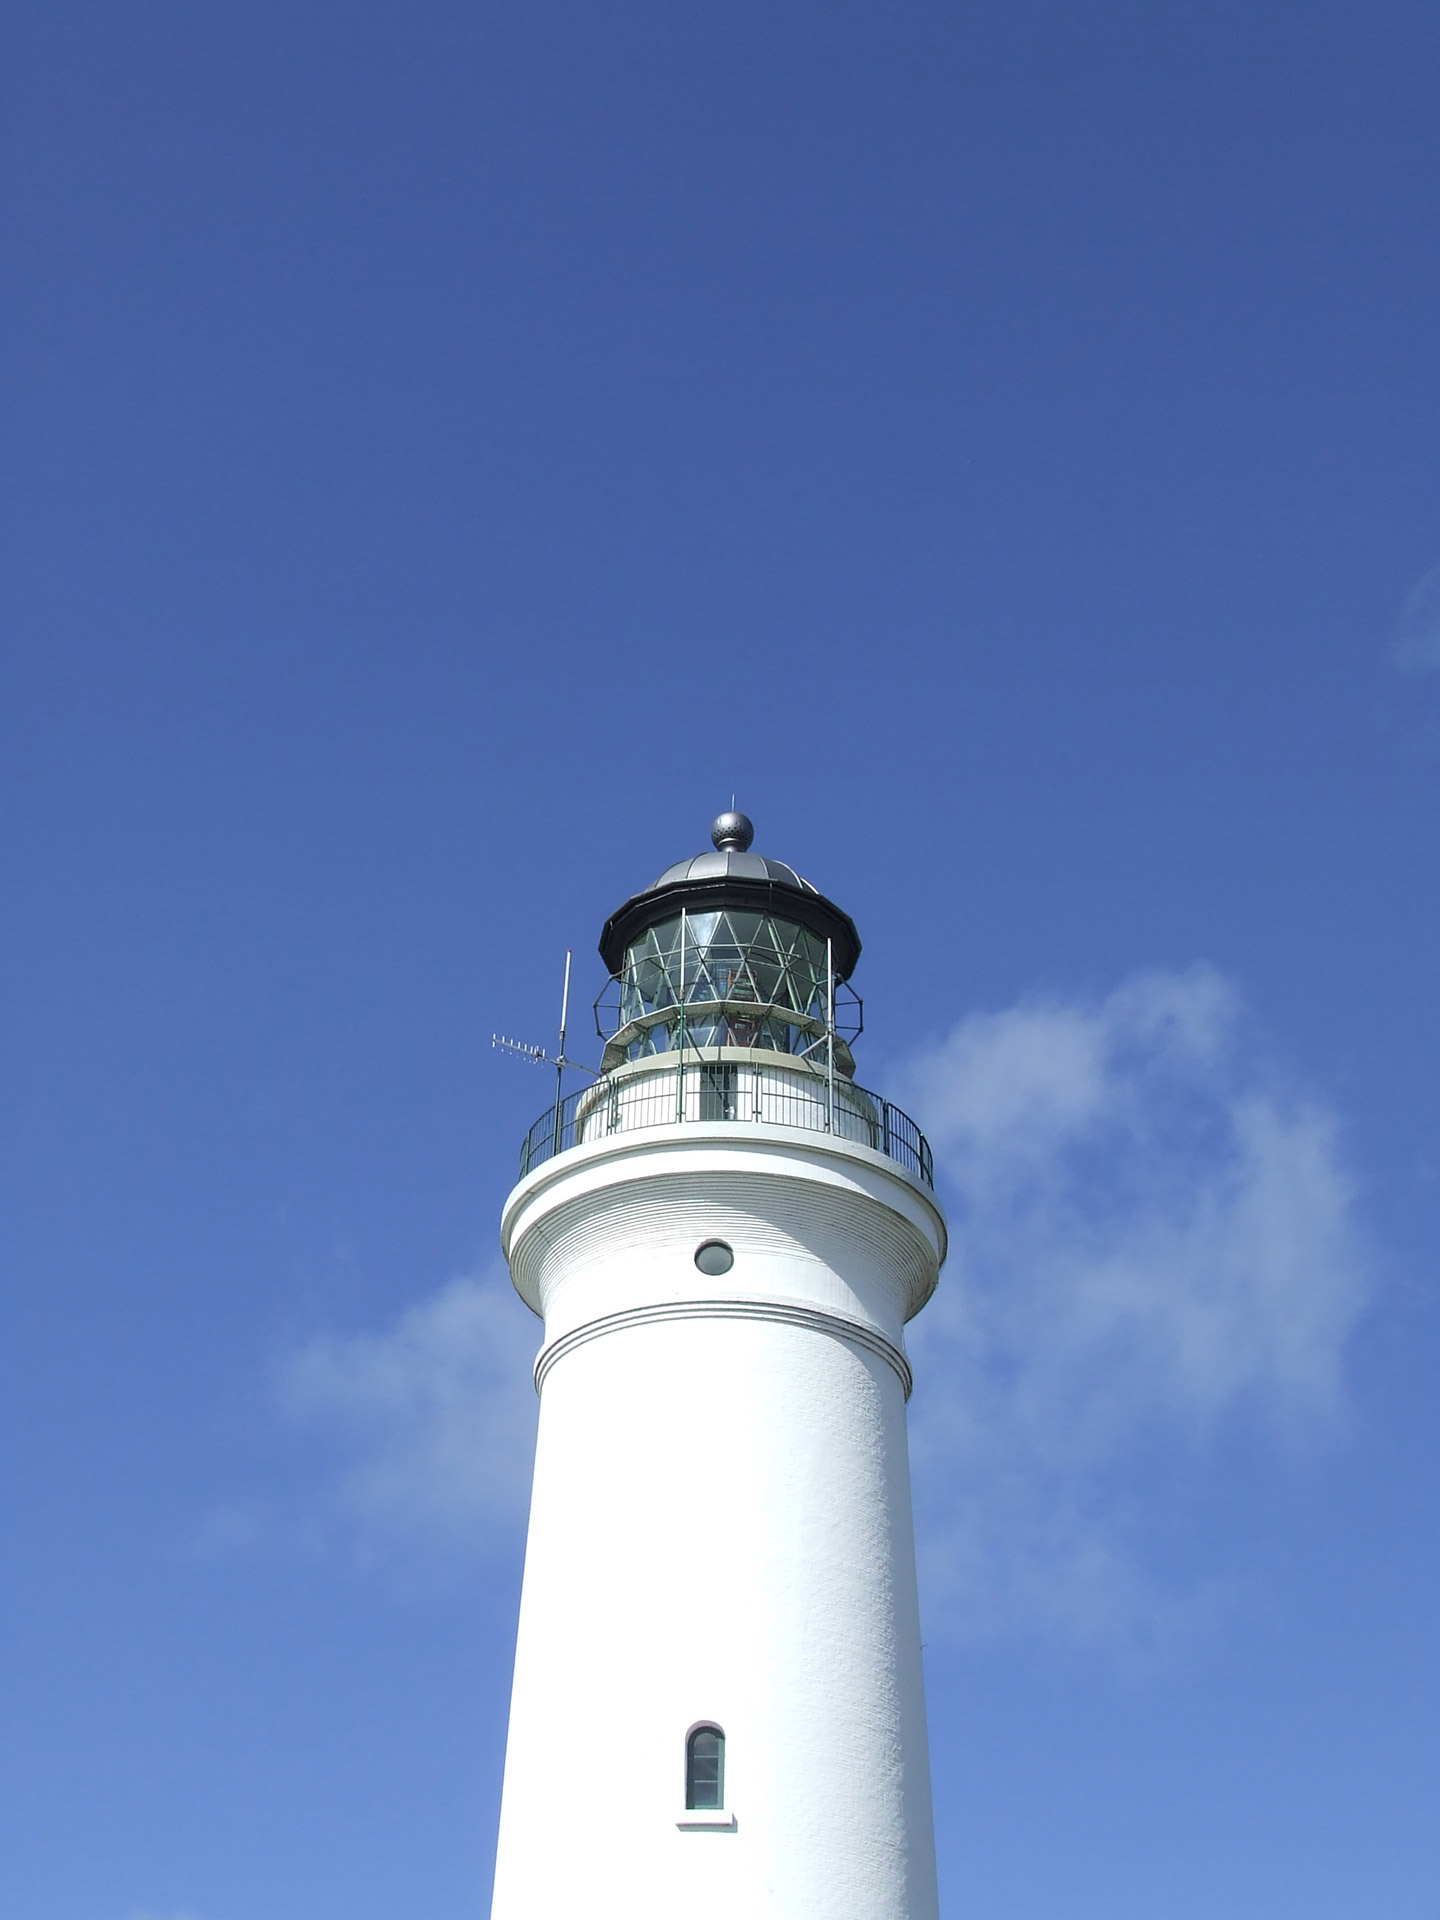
[518,1060,933,1188]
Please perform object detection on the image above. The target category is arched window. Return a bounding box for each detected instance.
[685,1724,725,1811]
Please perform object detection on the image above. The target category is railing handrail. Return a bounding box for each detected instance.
[517,1058,934,1189]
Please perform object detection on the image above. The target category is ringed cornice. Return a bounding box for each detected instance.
[534,1297,915,1399]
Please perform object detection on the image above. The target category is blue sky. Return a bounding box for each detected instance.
[3,4,1438,1916]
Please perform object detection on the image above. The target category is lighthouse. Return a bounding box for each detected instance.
[490,814,946,1920]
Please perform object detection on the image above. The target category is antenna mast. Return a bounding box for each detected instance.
[492,947,599,1091]
[556,948,572,1112]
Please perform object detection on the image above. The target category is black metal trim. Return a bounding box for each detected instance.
[598,875,862,979]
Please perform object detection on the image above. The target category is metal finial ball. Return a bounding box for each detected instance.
[711,810,754,853]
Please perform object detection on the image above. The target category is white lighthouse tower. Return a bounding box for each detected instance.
[490,813,945,1920]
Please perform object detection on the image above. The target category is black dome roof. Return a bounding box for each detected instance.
[598,815,861,979]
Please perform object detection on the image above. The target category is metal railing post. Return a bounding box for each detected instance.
[676,907,687,1125]
[826,937,836,1135]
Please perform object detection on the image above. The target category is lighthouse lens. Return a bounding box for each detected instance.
[609,910,838,1065]
[694,1239,734,1276]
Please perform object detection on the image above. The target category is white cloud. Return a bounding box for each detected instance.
[1392,560,1440,674]
[278,1271,539,1558]
[893,967,1373,1652]
[271,973,1371,1656]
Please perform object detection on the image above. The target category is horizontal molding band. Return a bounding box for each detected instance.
[533,1297,913,1399]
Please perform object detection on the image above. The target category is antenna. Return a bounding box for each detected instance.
[555,948,572,1112]
[491,948,600,1093]
[491,1034,551,1065]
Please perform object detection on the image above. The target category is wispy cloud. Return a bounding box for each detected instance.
[277,1272,539,1560]
[1392,560,1440,674]
[893,967,1373,1654]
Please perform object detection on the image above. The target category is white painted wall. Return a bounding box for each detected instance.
[491,1121,945,1920]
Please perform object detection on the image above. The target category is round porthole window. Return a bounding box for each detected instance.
[694,1239,734,1277]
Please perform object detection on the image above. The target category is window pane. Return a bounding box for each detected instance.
[685,1726,725,1810]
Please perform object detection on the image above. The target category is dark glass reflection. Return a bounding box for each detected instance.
[685,1725,725,1810]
